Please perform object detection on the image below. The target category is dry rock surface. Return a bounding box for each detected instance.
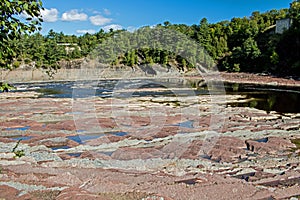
[0,75,300,200]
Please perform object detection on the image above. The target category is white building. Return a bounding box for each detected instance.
[57,43,81,54]
[276,18,293,34]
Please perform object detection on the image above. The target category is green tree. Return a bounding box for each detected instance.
[196,18,212,50]
[289,0,300,28]
[0,0,44,69]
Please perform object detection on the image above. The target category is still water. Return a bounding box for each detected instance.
[13,79,300,113]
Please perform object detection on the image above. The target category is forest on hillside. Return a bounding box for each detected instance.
[4,1,300,76]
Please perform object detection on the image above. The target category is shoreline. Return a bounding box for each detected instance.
[5,71,300,89]
[0,66,300,88]
[220,72,300,87]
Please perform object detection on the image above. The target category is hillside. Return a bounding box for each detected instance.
[4,1,300,77]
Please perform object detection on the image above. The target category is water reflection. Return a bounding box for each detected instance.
[13,79,300,113]
[225,83,300,113]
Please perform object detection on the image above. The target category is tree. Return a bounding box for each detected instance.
[289,0,300,28]
[0,0,43,69]
[163,21,171,27]
[197,18,211,48]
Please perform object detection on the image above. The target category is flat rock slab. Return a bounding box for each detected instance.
[1,81,300,199]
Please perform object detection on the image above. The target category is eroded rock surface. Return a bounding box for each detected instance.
[1,83,300,199]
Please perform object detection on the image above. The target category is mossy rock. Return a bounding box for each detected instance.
[291,139,300,149]
[291,139,300,156]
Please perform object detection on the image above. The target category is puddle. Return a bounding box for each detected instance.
[67,135,84,144]
[111,132,128,137]
[172,120,194,129]
[51,146,71,150]
[67,153,82,157]
[11,136,34,141]
[99,151,114,156]
[6,126,31,131]
[67,134,104,144]
[256,138,269,143]
[67,132,127,144]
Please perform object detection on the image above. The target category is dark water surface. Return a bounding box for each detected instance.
[13,79,300,113]
[224,83,300,113]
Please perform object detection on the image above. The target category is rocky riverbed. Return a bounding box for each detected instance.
[0,75,300,200]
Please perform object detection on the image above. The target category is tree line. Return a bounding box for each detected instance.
[1,0,300,76]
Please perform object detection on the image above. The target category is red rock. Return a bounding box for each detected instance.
[46,172,82,186]
[180,140,203,159]
[97,118,117,129]
[37,137,78,148]
[80,151,112,160]
[245,137,296,155]
[57,187,108,200]
[205,137,246,163]
[143,195,174,200]
[111,147,162,160]
[0,185,19,199]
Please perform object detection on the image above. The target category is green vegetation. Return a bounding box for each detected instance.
[1,0,299,77]
[0,82,16,92]
[292,138,300,149]
[0,0,44,69]
[291,138,300,157]
[12,139,25,158]
[5,28,117,72]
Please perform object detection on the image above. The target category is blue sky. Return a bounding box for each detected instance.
[38,0,292,35]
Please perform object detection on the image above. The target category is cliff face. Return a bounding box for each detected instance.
[0,59,194,83]
[58,59,85,69]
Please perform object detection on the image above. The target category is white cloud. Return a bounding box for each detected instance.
[89,15,112,26]
[62,10,88,21]
[20,8,58,23]
[127,26,137,32]
[20,11,30,19]
[76,29,96,34]
[41,8,59,22]
[102,24,123,32]
[103,9,111,15]
[92,10,101,15]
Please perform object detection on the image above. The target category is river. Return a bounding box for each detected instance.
[13,78,300,113]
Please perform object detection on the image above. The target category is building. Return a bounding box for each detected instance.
[275,18,293,34]
[57,43,81,54]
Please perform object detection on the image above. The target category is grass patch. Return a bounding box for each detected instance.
[30,190,61,200]
[12,139,25,158]
[291,139,300,156]
[291,139,300,149]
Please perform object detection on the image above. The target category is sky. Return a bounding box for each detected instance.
[36,0,293,35]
